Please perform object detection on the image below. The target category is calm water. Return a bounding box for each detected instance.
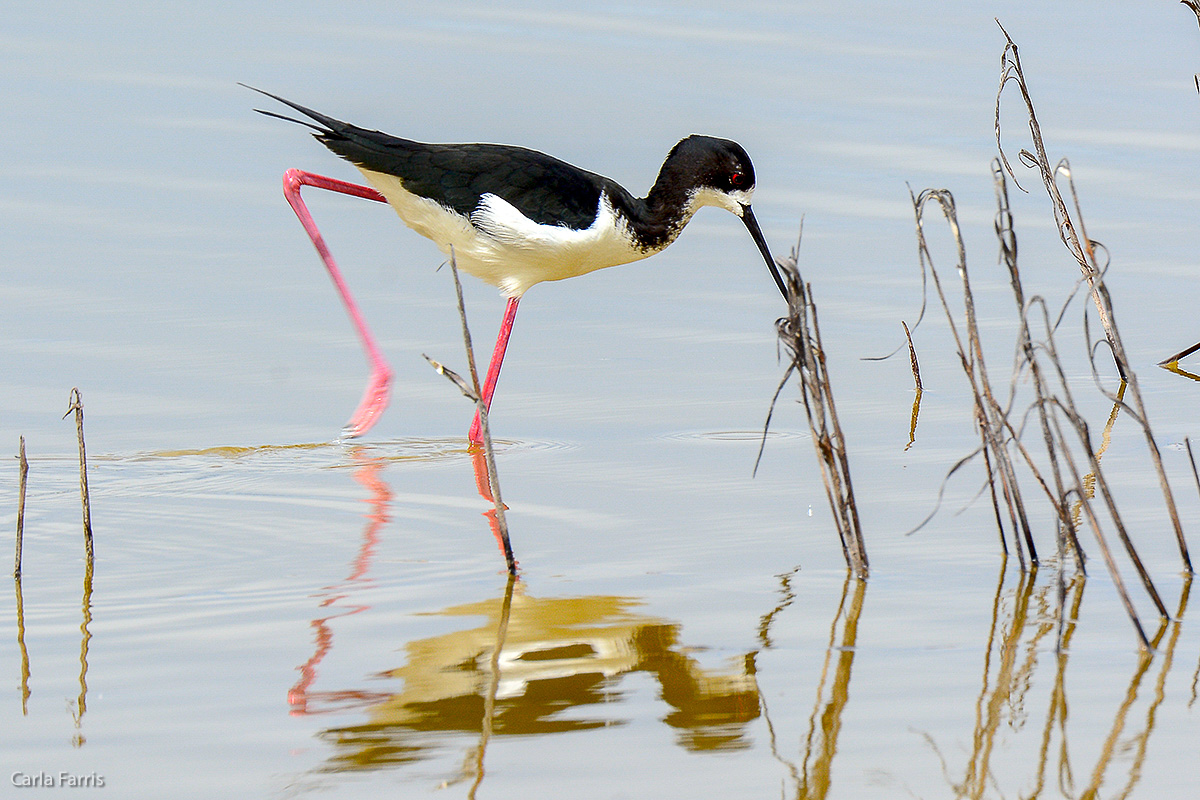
[2,2,1199,797]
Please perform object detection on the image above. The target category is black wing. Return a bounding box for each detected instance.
[247,85,615,231]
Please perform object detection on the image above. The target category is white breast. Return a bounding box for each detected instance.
[359,168,654,298]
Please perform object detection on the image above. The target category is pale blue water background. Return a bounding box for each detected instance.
[2,2,1199,797]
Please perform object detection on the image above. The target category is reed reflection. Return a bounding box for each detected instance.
[72,558,94,748]
[922,561,1192,799]
[759,570,867,800]
[1160,360,1200,383]
[15,576,31,714]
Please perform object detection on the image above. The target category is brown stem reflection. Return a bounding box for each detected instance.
[1160,360,1200,383]
[289,449,391,715]
[464,572,515,799]
[921,563,1192,798]
[72,557,94,747]
[15,576,31,714]
[759,572,868,800]
[303,588,758,778]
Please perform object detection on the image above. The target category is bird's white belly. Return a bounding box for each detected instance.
[359,169,653,298]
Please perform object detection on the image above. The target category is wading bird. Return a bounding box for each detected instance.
[248,86,784,441]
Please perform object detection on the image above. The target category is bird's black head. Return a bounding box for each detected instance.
[652,136,786,299]
[658,135,757,207]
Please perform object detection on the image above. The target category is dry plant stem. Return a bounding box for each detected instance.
[1020,291,1165,612]
[447,252,515,574]
[63,389,93,562]
[774,235,867,578]
[1161,360,1200,382]
[1184,1,1200,32]
[902,321,922,391]
[1036,328,1168,617]
[1186,438,1200,503]
[1005,428,1085,574]
[996,23,1190,574]
[995,23,1122,380]
[913,189,1036,565]
[794,296,850,562]
[979,441,1010,558]
[1072,205,1189,572]
[918,192,1020,550]
[1158,340,1200,366]
[993,163,1085,571]
[15,436,28,578]
[902,322,923,450]
[810,294,867,574]
[1086,289,1192,574]
[1058,404,1168,617]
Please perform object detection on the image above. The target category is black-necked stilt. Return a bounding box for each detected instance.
[248,86,785,441]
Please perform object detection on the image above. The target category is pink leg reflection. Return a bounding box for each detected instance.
[472,447,518,572]
[289,451,392,715]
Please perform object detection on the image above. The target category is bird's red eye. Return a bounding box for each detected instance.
[730,171,745,188]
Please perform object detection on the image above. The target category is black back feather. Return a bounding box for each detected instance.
[246,85,619,230]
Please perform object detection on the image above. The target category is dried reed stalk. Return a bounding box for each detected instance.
[1018,284,1168,626]
[15,436,28,578]
[424,250,515,574]
[1158,341,1200,367]
[995,21,1191,574]
[902,320,924,450]
[992,160,1085,573]
[911,188,1036,566]
[1187,438,1200,502]
[769,232,867,578]
[902,321,922,392]
[912,166,1166,647]
[63,389,93,562]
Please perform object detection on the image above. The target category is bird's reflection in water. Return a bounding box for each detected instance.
[288,447,758,783]
[313,587,759,774]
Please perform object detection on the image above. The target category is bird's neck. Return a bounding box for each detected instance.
[610,181,698,254]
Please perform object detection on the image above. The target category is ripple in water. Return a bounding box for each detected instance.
[659,429,807,443]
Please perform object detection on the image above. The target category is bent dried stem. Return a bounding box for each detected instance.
[912,188,1036,565]
[772,232,867,578]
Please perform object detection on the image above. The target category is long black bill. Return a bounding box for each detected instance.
[741,205,787,301]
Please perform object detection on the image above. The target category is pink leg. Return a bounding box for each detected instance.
[468,296,520,444]
[282,169,394,438]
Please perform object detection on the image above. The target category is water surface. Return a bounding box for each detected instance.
[2,2,1199,798]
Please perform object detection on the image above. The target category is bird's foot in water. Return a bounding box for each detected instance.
[341,367,393,438]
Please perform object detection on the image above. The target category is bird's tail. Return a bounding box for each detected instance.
[240,83,345,135]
